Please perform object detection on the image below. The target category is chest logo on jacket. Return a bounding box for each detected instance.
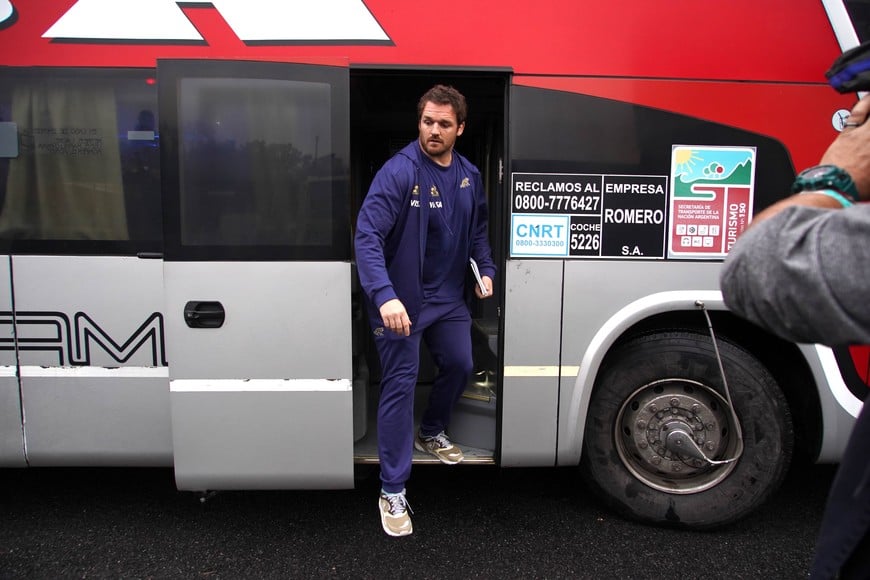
[430,185,443,208]
[409,183,448,209]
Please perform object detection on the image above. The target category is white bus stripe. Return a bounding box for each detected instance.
[20,366,169,378]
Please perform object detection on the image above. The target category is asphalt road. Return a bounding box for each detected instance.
[0,460,837,579]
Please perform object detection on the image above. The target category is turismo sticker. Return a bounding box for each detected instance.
[668,146,756,259]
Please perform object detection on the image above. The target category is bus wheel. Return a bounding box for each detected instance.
[580,330,793,528]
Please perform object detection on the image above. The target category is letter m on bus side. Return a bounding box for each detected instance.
[0,311,168,367]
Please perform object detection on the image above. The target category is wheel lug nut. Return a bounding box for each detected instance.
[651,456,661,465]
[706,442,716,451]
[649,404,658,413]
[637,420,647,430]
[670,398,680,407]
[639,441,648,449]
[691,404,700,413]
[673,464,682,472]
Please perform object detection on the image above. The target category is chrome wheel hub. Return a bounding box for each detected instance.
[615,378,739,494]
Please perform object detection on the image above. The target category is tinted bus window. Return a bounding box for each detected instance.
[846,0,870,43]
[178,78,336,247]
[159,60,350,261]
[0,70,161,253]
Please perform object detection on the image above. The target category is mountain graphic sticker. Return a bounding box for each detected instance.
[668,145,756,259]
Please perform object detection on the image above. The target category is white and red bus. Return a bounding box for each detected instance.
[0,0,867,527]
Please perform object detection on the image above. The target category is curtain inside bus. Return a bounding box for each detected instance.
[1,80,128,240]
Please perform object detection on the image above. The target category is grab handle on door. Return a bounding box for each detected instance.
[184,301,225,329]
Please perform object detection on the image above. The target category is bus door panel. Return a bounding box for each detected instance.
[500,259,563,466]
[158,60,354,490]
[11,255,170,466]
[0,256,23,466]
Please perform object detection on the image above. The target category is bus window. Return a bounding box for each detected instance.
[0,70,161,253]
[845,1,870,42]
[176,77,338,249]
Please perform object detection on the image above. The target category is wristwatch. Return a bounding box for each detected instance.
[791,164,860,201]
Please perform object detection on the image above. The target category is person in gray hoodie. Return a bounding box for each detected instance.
[721,94,870,578]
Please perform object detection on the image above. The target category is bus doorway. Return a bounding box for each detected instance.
[349,71,508,464]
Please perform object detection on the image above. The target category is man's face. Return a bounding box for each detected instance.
[418,101,464,162]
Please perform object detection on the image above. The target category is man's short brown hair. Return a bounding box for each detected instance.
[417,85,467,126]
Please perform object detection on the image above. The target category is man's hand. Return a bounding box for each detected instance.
[379,298,411,336]
[822,93,870,201]
[475,275,493,299]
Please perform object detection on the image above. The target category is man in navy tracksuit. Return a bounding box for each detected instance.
[355,85,495,537]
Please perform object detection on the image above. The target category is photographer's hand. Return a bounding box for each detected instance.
[820,93,870,202]
[744,94,870,229]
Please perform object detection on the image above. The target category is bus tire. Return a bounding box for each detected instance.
[580,330,793,528]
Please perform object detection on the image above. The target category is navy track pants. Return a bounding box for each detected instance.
[373,300,472,493]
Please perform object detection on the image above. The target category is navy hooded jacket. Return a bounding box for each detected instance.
[355,141,496,328]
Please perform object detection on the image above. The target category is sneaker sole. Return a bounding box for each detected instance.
[414,439,464,465]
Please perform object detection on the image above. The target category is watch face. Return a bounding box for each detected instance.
[801,165,836,180]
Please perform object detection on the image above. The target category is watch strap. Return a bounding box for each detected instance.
[791,164,859,202]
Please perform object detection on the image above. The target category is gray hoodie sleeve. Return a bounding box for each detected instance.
[720,203,870,346]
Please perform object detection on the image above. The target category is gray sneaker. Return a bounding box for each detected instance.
[414,431,464,464]
[378,489,412,537]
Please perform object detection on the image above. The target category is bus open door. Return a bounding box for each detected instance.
[158,60,355,490]
[347,71,508,465]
